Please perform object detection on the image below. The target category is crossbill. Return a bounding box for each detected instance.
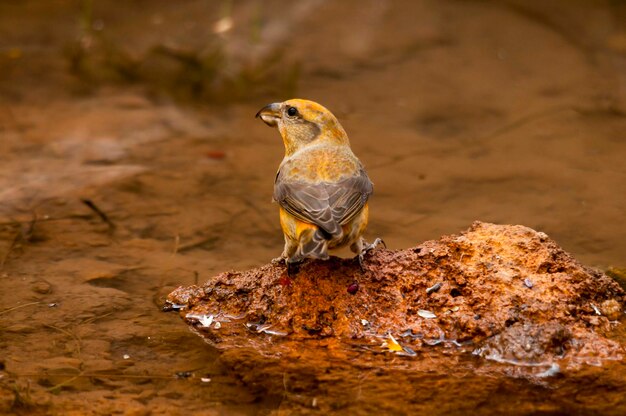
[256,99,382,269]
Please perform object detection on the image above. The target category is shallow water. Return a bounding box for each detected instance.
[1,0,625,414]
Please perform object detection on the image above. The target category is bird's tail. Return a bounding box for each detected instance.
[290,229,330,263]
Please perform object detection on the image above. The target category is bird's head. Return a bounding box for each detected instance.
[256,99,349,155]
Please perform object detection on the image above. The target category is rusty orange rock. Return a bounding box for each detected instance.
[166,222,625,366]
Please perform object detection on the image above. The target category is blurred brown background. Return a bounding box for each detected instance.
[1,1,625,414]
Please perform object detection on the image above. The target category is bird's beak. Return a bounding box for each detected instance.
[255,103,281,127]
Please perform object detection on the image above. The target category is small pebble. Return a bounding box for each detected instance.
[123,354,130,360]
[214,321,221,329]
[201,377,211,383]
[31,280,52,294]
[524,278,533,288]
[600,299,622,320]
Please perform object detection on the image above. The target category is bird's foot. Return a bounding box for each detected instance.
[271,256,301,277]
[363,237,386,252]
[271,256,286,265]
[287,261,302,277]
[358,238,386,269]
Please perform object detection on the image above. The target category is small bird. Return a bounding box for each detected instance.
[256,99,382,270]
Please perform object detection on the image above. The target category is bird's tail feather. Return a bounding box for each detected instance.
[295,229,329,262]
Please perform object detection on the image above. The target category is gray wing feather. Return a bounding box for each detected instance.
[274,169,373,238]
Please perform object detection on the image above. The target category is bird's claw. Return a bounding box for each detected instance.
[271,256,300,276]
[287,261,301,276]
[271,256,286,265]
[357,238,386,269]
[364,237,386,252]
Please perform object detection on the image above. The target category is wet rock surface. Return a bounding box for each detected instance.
[168,222,625,367]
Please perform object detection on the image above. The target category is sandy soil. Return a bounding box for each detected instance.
[1,0,625,414]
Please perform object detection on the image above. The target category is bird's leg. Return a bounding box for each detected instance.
[272,236,298,266]
[286,246,307,276]
[352,237,386,268]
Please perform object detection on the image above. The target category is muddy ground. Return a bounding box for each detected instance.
[1,0,626,415]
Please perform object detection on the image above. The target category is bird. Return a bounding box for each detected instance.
[256,98,383,271]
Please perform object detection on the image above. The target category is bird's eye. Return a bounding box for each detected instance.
[286,106,298,117]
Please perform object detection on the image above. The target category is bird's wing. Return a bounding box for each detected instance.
[274,168,373,238]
